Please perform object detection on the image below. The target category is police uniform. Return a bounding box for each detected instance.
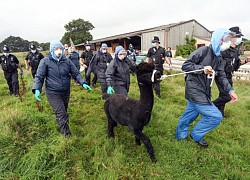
[0,47,20,95]
[25,50,44,78]
[213,26,243,117]
[146,39,166,97]
[127,44,136,62]
[81,49,97,86]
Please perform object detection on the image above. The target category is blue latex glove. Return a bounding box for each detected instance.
[107,86,115,94]
[82,83,92,91]
[35,90,42,102]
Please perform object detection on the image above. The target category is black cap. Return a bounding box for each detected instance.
[152,36,160,43]
[29,44,36,50]
[2,45,10,53]
[229,26,243,37]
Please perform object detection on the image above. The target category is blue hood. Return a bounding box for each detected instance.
[211,28,230,57]
[49,40,64,61]
[115,45,124,55]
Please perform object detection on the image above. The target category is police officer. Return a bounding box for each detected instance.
[80,41,97,86]
[146,36,171,97]
[127,44,136,62]
[69,46,80,71]
[213,26,248,117]
[86,43,113,94]
[25,44,44,78]
[0,45,23,96]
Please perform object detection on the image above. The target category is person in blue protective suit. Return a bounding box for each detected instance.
[68,46,80,71]
[106,45,137,95]
[86,43,113,94]
[32,40,92,137]
[175,28,238,148]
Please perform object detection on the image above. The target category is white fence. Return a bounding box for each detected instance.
[163,58,250,80]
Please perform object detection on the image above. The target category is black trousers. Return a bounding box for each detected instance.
[98,77,108,94]
[85,68,97,86]
[46,93,71,136]
[31,69,37,78]
[213,76,233,116]
[154,64,163,97]
[4,71,19,95]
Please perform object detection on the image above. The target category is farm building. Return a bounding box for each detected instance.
[75,19,212,54]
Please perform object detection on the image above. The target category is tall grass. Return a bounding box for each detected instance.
[0,52,249,179]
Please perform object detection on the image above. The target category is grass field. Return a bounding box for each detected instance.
[0,52,249,179]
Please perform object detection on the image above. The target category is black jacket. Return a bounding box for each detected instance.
[183,45,233,104]
[32,53,86,94]
[87,50,113,79]
[146,46,166,64]
[106,56,136,88]
[0,54,19,73]
[81,50,94,66]
[25,51,44,70]
[221,46,241,79]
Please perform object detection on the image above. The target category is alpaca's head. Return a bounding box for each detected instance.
[135,62,161,85]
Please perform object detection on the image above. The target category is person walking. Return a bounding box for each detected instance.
[213,26,248,117]
[175,28,238,147]
[25,44,44,78]
[86,43,113,94]
[32,40,92,137]
[80,41,97,86]
[146,36,171,98]
[0,45,23,96]
[106,45,136,95]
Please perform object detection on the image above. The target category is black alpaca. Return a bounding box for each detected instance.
[103,62,161,162]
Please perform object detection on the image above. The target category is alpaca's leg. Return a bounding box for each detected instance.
[135,127,143,146]
[131,128,156,163]
[104,102,117,138]
[108,118,117,138]
[135,137,141,146]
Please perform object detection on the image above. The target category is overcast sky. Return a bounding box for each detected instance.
[0,0,249,44]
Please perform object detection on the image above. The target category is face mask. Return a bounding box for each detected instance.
[235,37,242,45]
[220,41,231,51]
[3,53,9,56]
[31,50,36,53]
[118,54,125,60]
[86,46,90,51]
[102,49,107,54]
[152,43,156,47]
[54,49,62,57]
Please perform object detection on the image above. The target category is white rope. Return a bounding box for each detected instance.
[160,69,215,87]
[151,70,157,82]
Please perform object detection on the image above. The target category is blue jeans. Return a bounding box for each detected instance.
[175,101,223,142]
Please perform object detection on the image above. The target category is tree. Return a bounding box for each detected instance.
[39,42,50,51]
[61,18,94,45]
[242,38,250,51]
[175,36,197,58]
[0,36,50,52]
[0,36,29,52]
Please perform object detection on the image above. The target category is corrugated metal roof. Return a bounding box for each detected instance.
[75,19,211,46]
